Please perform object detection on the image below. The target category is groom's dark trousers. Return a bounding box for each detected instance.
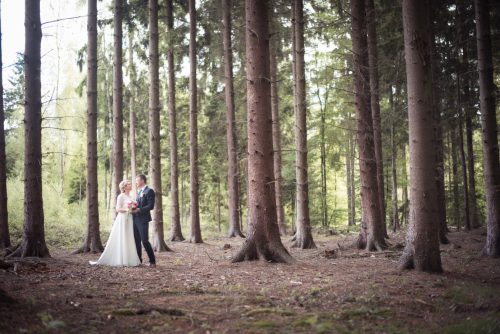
[133,186,156,264]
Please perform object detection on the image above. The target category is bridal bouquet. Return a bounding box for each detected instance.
[127,200,138,213]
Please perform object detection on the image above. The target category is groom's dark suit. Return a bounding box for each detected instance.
[133,186,156,264]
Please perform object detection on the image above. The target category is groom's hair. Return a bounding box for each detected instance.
[137,174,147,183]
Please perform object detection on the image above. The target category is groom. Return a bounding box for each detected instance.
[133,174,156,267]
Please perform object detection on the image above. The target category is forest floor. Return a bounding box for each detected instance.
[1,227,499,334]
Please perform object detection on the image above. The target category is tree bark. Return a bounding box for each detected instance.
[269,10,286,236]
[455,5,471,231]
[458,117,471,230]
[346,137,353,228]
[466,108,479,228]
[458,0,479,230]
[389,87,399,232]
[317,87,328,228]
[232,0,293,263]
[401,146,408,226]
[0,0,10,251]
[351,0,386,251]
[112,0,124,216]
[75,0,104,254]
[451,128,460,230]
[474,0,500,257]
[349,127,356,226]
[165,0,184,242]
[291,0,316,249]
[222,0,244,238]
[188,0,203,243]
[149,0,170,252]
[429,8,449,244]
[9,0,50,258]
[128,30,137,195]
[365,0,386,236]
[399,0,442,273]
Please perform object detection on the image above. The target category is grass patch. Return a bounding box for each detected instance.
[253,320,277,329]
[339,306,393,320]
[442,315,500,334]
[445,284,499,305]
[244,307,295,317]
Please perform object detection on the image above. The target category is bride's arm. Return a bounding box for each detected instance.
[115,194,129,213]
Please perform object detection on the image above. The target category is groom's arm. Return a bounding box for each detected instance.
[140,189,155,213]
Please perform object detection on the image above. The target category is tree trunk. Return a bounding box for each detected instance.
[458,0,479,230]
[320,105,327,228]
[455,6,471,231]
[389,87,399,232]
[128,30,137,195]
[466,108,479,228]
[112,0,124,217]
[349,127,356,226]
[75,0,104,254]
[0,0,10,251]
[351,0,386,251]
[217,176,221,233]
[222,0,244,238]
[365,0,386,236]
[317,89,328,228]
[188,0,202,243]
[291,0,316,249]
[402,147,409,226]
[458,117,471,230]
[399,0,442,273]
[429,9,449,244]
[474,0,500,257]
[269,10,286,236]
[346,137,353,228]
[9,0,50,258]
[165,0,184,242]
[232,0,293,263]
[451,128,460,230]
[148,0,170,252]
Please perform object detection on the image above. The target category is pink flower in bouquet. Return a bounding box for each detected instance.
[127,200,138,213]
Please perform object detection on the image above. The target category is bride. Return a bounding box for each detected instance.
[90,180,141,267]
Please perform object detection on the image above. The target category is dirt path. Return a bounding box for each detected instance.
[1,228,499,333]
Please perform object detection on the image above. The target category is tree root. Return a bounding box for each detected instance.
[232,240,294,263]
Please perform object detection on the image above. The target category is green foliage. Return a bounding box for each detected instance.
[442,315,500,334]
[65,158,86,204]
[7,178,88,249]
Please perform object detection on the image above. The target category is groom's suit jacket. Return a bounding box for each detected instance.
[134,186,155,224]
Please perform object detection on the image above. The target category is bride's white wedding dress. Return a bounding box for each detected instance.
[90,193,141,267]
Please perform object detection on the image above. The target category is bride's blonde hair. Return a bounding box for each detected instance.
[119,180,130,193]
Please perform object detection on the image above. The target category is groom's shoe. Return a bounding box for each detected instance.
[149,263,156,268]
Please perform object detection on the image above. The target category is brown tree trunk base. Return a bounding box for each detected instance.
[439,219,449,244]
[356,221,388,251]
[72,242,103,255]
[189,235,203,244]
[356,234,388,251]
[399,247,443,273]
[481,233,500,258]
[169,234,185,242]
[7,241,50,259]
[232,239,293,263]
[152,237,172,252]
[291,236,317,249]
[227,228,245,238]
